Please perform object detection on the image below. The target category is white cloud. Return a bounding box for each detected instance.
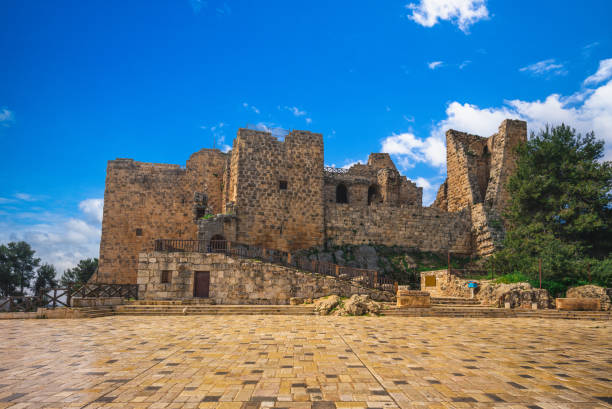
[584,58,612,85]
[78,198,103,224]
[0,108,14,127]
[406,0,489,33]
[0,198,103,274]
[201,121,230,151]
[381,58,612,171]
[382,131,446,169]
[519,59,567,77]
[189,0,207,13]
[428,61,443,70]
[14,193,36,201]
[253,122,289,140]
[459,60,471,69]
[415,176,443,205]
[242,102,260,114]
[285,106,307,117]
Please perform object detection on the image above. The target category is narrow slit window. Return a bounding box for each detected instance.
[279,180,288,190]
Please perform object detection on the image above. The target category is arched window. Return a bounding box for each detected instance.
[368,185,381,205]
[336,184,348,204]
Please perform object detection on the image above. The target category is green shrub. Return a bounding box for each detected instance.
[494,272,530,284]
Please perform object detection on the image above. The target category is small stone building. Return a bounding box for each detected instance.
[98,119,526,285]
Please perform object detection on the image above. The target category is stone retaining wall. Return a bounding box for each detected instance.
[137,251,394,304]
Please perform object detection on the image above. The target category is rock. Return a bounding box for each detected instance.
[303,298,313,304]
[566,285,611,311]
[333,250,345,265]
[182,307,188,315]
[314,295,341,315]
[434,272,553,309]
[289,297,303,305]
[499,287,552,309]
[334,294,382,316]
[354,246,379,270]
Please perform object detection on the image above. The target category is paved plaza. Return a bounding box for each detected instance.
[0,316,610,409]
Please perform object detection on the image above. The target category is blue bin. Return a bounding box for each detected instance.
[467,282,478,288]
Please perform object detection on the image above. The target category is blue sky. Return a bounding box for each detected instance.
[1,0,611,272]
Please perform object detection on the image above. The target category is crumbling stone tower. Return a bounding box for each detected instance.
[432,119,527,255]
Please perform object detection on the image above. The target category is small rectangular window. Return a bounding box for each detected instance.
[161,270,171,284]
[135,228,143,236]
[279,180,288,190]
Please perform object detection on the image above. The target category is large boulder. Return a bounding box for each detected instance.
[499,287,552,309]
[313,295,340,315]
[334,294,382,316]
[566,285,611,311]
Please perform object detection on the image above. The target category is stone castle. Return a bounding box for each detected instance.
[98,119,527,284]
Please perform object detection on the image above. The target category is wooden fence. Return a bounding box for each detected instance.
[0,283,138,312]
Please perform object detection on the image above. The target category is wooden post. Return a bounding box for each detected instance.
[394,281,398,294]
[227,241,231,255]
[287,253,292,265]
[588,263,591,283]
[538,258,542,289]
[52,288,57,309]
[335,265,340,277]
[447,252,451,274]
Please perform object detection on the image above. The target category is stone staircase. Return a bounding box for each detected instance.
[114,302,315,316]
[383,297,612,320]
[75,305,115,318]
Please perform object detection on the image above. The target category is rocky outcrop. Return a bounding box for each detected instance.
[333,294,382,316]
[566,285,611,311]
[424,270,553,309]
[314,295,341,315]
[313,294,383,316]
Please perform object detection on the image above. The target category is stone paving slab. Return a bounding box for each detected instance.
[0,317,610,409]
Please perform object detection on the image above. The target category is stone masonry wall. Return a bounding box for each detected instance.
[224,129,325,252]
[137,252,393,304]
[325,204,472,253]
[98,150,227,284]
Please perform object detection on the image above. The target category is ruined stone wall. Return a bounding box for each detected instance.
[137,252,393,304]
[436,119,526,214]
[484,119,527,212]
[324,204,472,253]
[98,150,227,284]
[323,153,422,208]
[225,129,325,251]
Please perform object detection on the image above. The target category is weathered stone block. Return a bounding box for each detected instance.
[556,298,600,311]
[396,290,431,308]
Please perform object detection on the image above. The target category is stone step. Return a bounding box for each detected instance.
[383,308,611,320]
[115,304,316,316]
[126,299,216,305]
[431,297,480,305]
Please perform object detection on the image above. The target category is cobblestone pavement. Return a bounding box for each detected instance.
[0,316,611,409]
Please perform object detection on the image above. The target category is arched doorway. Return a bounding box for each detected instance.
[209,234,227,253]
[336,184,348,204]
[368,185,381,205]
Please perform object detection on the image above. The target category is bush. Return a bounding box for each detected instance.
[494,272,530,284]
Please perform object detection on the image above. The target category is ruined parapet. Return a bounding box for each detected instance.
[323,153,422,207]
[436,119,526,255]
[484,119,527,212]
